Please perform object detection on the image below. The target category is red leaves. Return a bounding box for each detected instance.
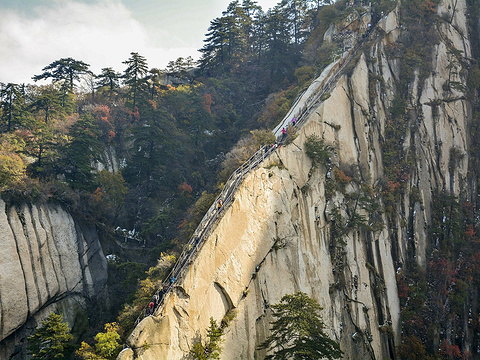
[333,168,352,185]
[92,105,118,142]
[423,0,437,14]
[465,224,475,239]
[178,182,193,194]
[386,180,401,193]
[397,279,409,300]
[439,340,465,359]
[203,93,213,114]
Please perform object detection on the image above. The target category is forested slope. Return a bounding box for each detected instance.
[3,0,480,359]
[0,0,341,358]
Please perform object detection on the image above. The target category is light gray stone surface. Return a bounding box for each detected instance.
[121,0,474,359]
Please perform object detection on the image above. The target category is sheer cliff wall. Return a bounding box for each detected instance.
[120,0,474,358]
[0,200,108,359]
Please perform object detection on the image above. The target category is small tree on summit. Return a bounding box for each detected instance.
[96,67,121,93]
[258,291,343,360]
[32,57,90,92]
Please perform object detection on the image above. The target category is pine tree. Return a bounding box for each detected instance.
[279,0,315,45]
[62,113,102,190]
[29,85,64,124]
[122,52,149,108]
[27,312,74,360]
[200,1,263,74]
[259,291,343,360]
[263,5,300,85]
[0,83,19,131]
[96,67,121,92]
[199,16,230,71]
[190,317,223,360]
[32,57,90,92]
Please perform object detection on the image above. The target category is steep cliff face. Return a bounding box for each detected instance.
[121,0,476,358]
[0,200,107,359]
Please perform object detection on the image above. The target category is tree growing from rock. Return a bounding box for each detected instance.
[190,317,223,360]
[27,312,74,360]
[305,134,330,167]
[259,291,343,360]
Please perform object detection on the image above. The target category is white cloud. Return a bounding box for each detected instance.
[0,0,283,84]
[0,0,198,84]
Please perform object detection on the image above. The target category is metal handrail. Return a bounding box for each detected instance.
[133,145,276,325]
[273,28,369,139]
[133,26,371,327]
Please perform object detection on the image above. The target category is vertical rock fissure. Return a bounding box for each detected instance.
[432,105,447,190]
[23,205,43,310]
[0,203,7,338]
[36,206,62,297]
[74,222,89,295]
[6,206,30,315]
[46,207,72,292]
[30,205,54,300]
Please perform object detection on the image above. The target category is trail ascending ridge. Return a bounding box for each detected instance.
[134,11,372,326]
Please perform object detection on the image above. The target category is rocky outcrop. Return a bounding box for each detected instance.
[0,200,107,359]
[121,0,475,358]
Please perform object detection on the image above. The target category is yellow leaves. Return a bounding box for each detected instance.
[0,134,27,188]
[139,278,156,296]
[76,342,101,360]
[0,154,25,187]
[94,323,121,359]
[146,252,176,279]
[156,252,176,270]
[76,323,122,360]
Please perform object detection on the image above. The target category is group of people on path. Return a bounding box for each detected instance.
[144,277,177,316]
[281,117,297,141]
[141,118,295,319]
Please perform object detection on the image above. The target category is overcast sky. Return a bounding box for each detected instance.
[0,0,280,84]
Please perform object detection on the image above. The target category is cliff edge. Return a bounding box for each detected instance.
[120,0,476,358]
[0,200,108,359]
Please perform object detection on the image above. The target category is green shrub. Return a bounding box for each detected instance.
[305,135,330,167]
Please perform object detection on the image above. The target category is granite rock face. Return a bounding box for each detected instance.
[0,200,107,359]
[121,0,475,358]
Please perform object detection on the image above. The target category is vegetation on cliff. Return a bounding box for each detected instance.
[259,292,343,360]
[9,0,480,358]
[1,0,367,355]
[377,0,480,358]
[27,313,74,360]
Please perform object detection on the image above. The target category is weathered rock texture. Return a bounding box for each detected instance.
[122,0,475,358]
[0,200,107,359]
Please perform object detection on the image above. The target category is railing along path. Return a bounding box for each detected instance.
[273,33,368,138]
[134,27,371,326]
